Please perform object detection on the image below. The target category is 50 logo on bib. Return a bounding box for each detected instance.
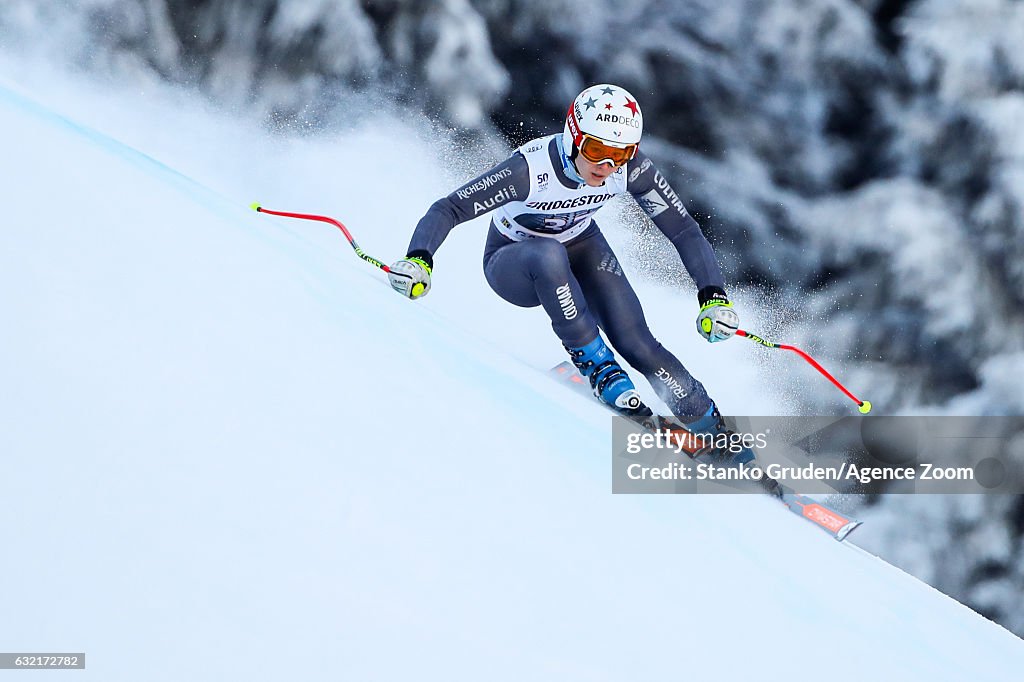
[514,209,596,234]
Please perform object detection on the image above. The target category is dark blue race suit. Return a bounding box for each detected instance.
[406,134,728,418]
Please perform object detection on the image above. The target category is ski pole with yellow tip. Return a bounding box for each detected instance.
[735,329,872,414]
[251,203,392,273]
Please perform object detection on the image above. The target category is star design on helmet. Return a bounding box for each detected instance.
[604,103,613,110]
[601,86,615,96]
[624,98,639,116]
[584,96,597,110]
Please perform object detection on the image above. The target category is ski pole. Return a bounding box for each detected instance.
[735,329,872,414]
[250,204,391,273]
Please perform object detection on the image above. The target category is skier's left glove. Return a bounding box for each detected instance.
[696,286,739,343]
[388,251,432,299]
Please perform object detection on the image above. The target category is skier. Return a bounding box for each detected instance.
[389,84,750,463]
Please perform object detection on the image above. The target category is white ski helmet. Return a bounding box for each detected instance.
[563,83,643,166]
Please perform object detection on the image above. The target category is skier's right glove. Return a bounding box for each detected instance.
[388,252,432,299]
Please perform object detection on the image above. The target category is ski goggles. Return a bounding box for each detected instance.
[578,134,638,167]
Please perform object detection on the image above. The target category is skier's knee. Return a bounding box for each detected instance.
[524,238,570,275]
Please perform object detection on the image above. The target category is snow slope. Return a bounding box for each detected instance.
[1,63,1021,681]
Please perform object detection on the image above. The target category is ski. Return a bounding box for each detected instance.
[777,492,861,541]
[549,361,862,542]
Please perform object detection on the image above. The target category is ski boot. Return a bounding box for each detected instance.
[684,403,757,467]
[565,336,644,413]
